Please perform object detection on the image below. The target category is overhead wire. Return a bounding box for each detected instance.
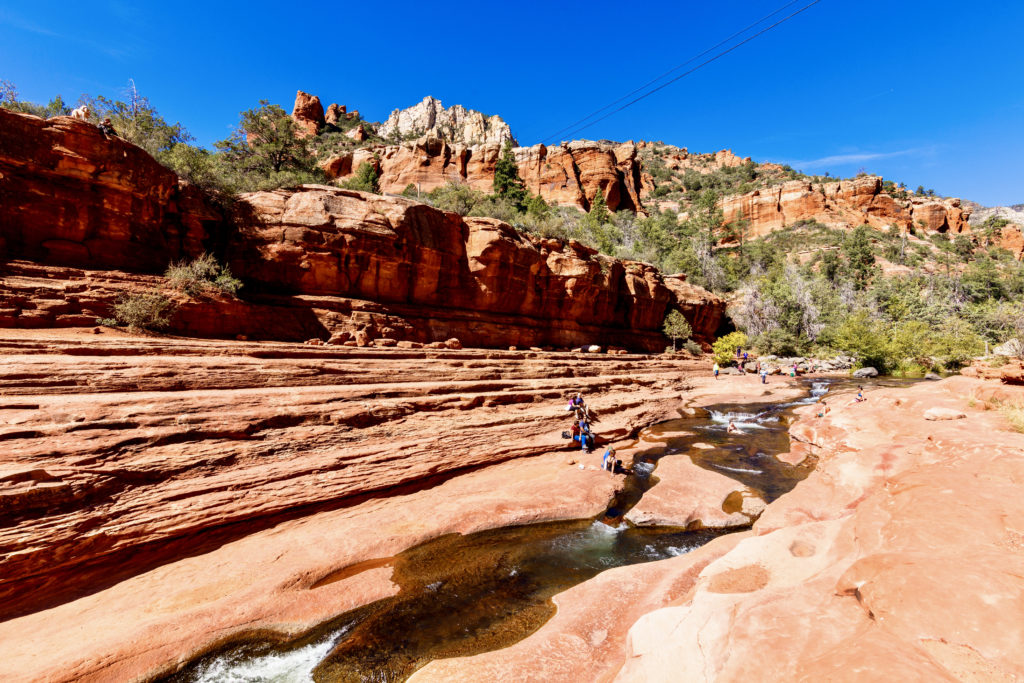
[542,0,805,144]
[545,0,823,144]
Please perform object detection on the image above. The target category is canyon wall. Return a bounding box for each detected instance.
[323,137,645,213]
[229,185,721,349]
[0,107,723,350]
[0,109,219,271]
[719,176,972,238]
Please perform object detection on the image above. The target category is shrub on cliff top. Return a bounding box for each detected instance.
[165,253,241,297]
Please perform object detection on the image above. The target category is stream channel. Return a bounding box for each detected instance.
[172,379,836,683]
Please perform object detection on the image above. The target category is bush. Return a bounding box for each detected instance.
[341,160,380,193]
[712,331,748,366]
[683,339,703,356]
[111,292,176,331]
[165,253,242,296]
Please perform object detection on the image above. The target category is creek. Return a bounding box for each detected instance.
[170,379,835,683]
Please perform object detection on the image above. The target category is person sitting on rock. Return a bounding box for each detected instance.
[816,401,830,418]
[570,419,581,447]
[580,420,595,452]
[727,420,742,434]
[97,117,117,139]
[602,446,616,472]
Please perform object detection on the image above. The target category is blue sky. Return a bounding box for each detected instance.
[3,1,1022,206]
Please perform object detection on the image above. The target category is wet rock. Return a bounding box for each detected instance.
[853,367,879,378]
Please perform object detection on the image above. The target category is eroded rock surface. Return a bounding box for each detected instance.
[615,377,1024,681]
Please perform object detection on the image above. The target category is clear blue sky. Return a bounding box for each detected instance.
[3,1,1022,206]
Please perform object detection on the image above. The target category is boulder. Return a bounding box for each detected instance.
[924,372,942,381]
[993,339,1024,357]
[354,330,371,347]
[586,345,602,353]
[853,367,879,378]
[345,124,368,142]
[444,338,462,350]
[327,331,351,345]
[923,407,967,421]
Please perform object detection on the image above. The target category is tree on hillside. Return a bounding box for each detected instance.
[342,159,381,193]
[588,187,611,223]
[493,141,527,210]
[82,82,192,157]
[843,224,876,289]
[217,100,315,175]
[663,310,692,352]
[687,189,724,257]
[724,208,750,255]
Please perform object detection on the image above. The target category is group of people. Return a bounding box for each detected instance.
[563,392,620,473]
[70,105,117,139]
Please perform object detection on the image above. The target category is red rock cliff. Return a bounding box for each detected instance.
[323,137,645,213]
[719,176,971,238]
[0,108,218,271]
[230,185,720,349]
[0,108,723,350]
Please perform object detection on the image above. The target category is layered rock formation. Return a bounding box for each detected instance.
[0,108,218,271]
[324,137,646,213]
[377,95,515,146]
[719,176,972,238]
[0,107,723,350]
[0,331,700,631]
[229,185,718,349]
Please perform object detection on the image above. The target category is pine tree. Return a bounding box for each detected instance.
[493,141,526,210]
[843,224,876,289]
[589,188,610,224]
[663,310,693,351]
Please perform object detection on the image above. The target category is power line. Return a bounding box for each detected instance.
[543,0,805,145]
[547,0,823,144]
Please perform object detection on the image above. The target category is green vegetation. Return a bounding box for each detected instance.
[165,253,242,297]
[493,141,527,210]
[105,292,176,331]
[342,160,381,193]
[662,310,693,351]
[712,332,748,366]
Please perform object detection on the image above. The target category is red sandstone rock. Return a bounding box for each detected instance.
[345,123,368,142]
[291,90,325,138]
[325,103,346,125]
[229,186,724,350]
[0,108,218,272]
[719,176,971,239]
[617,377,1024,681]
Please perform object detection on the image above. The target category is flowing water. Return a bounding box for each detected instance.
[170,379,840,683]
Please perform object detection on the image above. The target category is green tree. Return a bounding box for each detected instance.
[217,100,315,175]
[342,160,380,193]
[493,141,527,210]
[843,225,876,289]
[589,187,611,224]
[662,310,692,351]
[712,331,748,366]
[820,249,841,282]
[688,189,723,255]
[83,86,192,157]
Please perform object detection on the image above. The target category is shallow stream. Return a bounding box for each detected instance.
[171,379,839,683]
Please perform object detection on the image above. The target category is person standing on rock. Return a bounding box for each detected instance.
[713,362,720,380]
[760,363,768,384]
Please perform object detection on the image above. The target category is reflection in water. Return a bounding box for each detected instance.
[172,379,847,683]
